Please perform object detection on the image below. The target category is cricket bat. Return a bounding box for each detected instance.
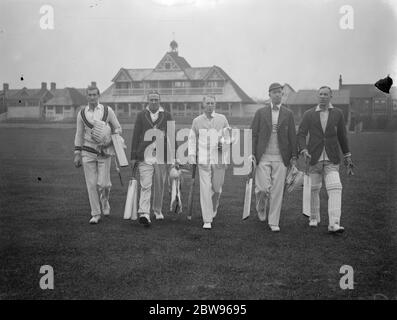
[242,159,256,220]
[302,158,311,217]
[187,164,197,220]
[123,178,138,220]
[111,134,129,167]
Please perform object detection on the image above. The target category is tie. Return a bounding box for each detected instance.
[272,104,279,111]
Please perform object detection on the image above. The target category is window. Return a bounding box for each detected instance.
[165,62,171,70]
[47,106,53,110]
[56,106,63,114]
[64,106,71,110]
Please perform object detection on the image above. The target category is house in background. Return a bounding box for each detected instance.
[339,75,397,130]
[285,89,351,126]
[100,40,255,119]
[44,84,87,120]
[2,82,53,119]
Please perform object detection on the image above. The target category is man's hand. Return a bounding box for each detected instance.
[301,149,311,162]
[74,153,82,168]
[130,159,137,170]
[344,155,355,175]
[188,155,196,165]
[290,157,297,168]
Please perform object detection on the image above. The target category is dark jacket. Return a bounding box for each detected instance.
[297,106,350,165]
[130,108,173,162]
[251,104,297,167]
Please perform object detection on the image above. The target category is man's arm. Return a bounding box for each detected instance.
[74,111,84,167]
[188,118,198,163]
[288,112,298,160]
[297,110,310,153]
[337,110,351,156]
[131,112,142,160]
[250,109,261,158]
[107,107,122,134]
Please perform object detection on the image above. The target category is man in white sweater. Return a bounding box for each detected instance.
[73,85,122,224]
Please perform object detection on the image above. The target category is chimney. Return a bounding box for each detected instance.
[50,82,56,91]
[339,75,342,89]
[41,82,47,90]
[91,81,97,87]
[3,83,9,91]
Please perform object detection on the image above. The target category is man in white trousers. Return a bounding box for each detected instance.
[298,86,354,233]
[188,95,230,230]
[250,83,297,232]
[74,85,122,224]
[130,91,173,227]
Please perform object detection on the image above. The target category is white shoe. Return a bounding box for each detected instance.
[269,225,280,232]
[328,224,345,233]
[89,215,101,224]
[154,212,164,220]
[309,220,318,227]
[203,222,212,229]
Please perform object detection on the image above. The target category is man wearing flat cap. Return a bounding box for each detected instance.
[250,83,297,232]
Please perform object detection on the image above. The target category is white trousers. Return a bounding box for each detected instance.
[254,157,287,227]
[309,161,343,227]
[82,151,112,217]
[138,162,167,216]
[198,164,226,223]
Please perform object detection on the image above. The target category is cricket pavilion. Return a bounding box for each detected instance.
[100,41,255,120]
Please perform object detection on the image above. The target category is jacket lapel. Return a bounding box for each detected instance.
[263,105,272,128]
[325,108,335,133]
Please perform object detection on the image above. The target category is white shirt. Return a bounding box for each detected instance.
[146,106,164,123]
[315,104,334,161]
[270,102,281,132]
[85,104,104,122]
[188,112,229,164]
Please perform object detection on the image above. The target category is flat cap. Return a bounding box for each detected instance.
[268,83,283,92]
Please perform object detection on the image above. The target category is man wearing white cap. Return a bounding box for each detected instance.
[250,83,297,232]
[188,95,230,230]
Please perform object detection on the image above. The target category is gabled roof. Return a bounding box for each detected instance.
[168,51,191,69]
[44,88,87,106]
[6,87,51,100]
[286,89,350,106]
[144,71,188,81]
[184,67,212,80]
[340,84,389,99]
[0,89,20,98]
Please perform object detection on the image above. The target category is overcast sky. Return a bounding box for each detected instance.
[0,0,396,98]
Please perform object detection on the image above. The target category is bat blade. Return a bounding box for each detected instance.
[302,174,311,217]
[242,177,253,220]
[124,178,137,220]
[131,179,138,220]
[187,164,197,220]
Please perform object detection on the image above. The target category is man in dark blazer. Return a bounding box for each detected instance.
[250,83,297,232]
[297,86,353,233]
[130,91,173,227]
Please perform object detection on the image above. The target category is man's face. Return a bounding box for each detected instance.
[269,88,283,105]
[87,89,99,104]
[203,97,216,114]
[148,94,160,109]
[318,87,332,106]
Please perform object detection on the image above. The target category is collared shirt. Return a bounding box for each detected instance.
[315,104,334,161]
[85,104,104,123]
[146,105,164,123]
[270,102,281,132]
[188,112,229,164]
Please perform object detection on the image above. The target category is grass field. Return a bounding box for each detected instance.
[0,127,396,299]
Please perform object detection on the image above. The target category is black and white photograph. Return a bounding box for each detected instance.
[0,0,396,306]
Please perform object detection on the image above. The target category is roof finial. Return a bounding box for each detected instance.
[170,33,178,53]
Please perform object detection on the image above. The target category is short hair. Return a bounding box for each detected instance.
[203,95,216,103]
[318,86,332,95]
[86,85,100,95]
